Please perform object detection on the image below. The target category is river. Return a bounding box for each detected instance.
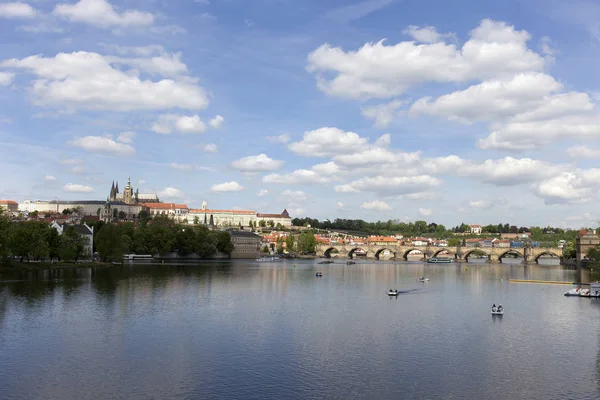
[1,260,599,399]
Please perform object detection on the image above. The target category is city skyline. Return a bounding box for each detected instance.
[1,0,600,228]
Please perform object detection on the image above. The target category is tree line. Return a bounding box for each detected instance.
[0,216,87,262]
[291,217,587,242]
[94,215,234,261]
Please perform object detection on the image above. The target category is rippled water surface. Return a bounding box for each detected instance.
[1,260,599,399]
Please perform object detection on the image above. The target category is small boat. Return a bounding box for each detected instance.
[417,277,430,282]
[316,272,323,277]
[589,290,600,298]
[318,260,334,264]
[427,257,453,264]
[491,309,504,315]
[564,288,582,296]
[346,261,356,265]
[579,289,591,297]
[256,256,282,262]
[388,290,399,296]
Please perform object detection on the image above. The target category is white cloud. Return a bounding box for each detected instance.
[257,189,268,197]
[400,192,442,201]
[211,181,244,192]
[0,72,14,86]
[2,52,208,111]
[63,183,94,193]
[361,100,405,128]
[264,169,333,185]
[108,52,187,77]
[288,127,368,156]
[0,2,36,18]
[60,158,83,165]
[453,157,565,185]
[280,189,307,201]
[209,115,224,129]
[307,19,544,99]
[169,163,198,171]
[231,154,283,173]
[336,201,344,209]
[201,143,218,153]
[105,44,165,57]
[44,175,57,181]
[533,169,600,205]
[53,0,154,28]
[469,200,493,209]
[361,200,391,211]
[159,187,184,198]
[69,135,135,156]
[403,25,455,43]
[338,175,442,196]
[267,134,290,143]
[117,131,135,144]
[567,146,600,159]
[152,114,206,134]
[418,207,432,216]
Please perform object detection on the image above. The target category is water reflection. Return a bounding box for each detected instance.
[0,261,599,399]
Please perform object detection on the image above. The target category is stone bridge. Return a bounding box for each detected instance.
[316,244,564,264]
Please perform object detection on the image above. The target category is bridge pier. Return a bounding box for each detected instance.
[487,254,500,263]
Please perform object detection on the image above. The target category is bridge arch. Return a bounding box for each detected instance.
[432,249,455,258]
[463,249,490,260]
[348,247,368,259]
[402,248,425,260]
[324,247,341,258]
[498,249,524,262]
[534,251,561,263]
[374,248,396,260]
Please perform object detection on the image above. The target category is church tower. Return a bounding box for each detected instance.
[123,177,134,205]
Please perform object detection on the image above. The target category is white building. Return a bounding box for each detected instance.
[469,224,483,234]
[50,222,94,258]
[257,209,292,229]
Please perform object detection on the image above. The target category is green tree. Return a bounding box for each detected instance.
[47,228,62,261]
[0,213,12,261]
[118,211,127,220]
[193,216,200,225]
[267,220,275,228]
[259,220,266,228]
[285,235,296,253]
[59,226,87,261]
[214,231,234,256]
[11,221,50,261]
[276,236,285,254]
[174,228,196,256]
[563,240,576,259]
[297,232,317,254]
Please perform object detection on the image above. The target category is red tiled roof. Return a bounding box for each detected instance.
[257,213,290,218]
[0,200,18,205]
[368,236,398,242]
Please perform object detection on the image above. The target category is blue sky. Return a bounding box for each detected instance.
[1,0,600,228]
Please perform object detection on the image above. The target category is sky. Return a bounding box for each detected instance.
[1,0,600,228]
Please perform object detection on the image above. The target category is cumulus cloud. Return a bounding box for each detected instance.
[533,169,600,205]
[53,0,154,28]
[567,146,600,159]
[280,189,307,201]
[0,2,36,18]
[211,181,244,192]
[257,189,268,197]
[307,19,544,99]
[209,115,224,129]
[231,154,283,173]
[201,143,218,153]
[267,134,290,143]
[152,114,206,134]
[288,127,368,156]
[361,200,391,211]
[1,52,209,111]
[0,72,14,86]
[403,25,455,43]
[361,100,405,128]
[418,207,432,216]
[159,187,184,198]
[337,175,442,196]
[63,183,94,193]
[69,135,135,156]
[44,175,57,181]
[469,200,493,209]
[116,131,135,144]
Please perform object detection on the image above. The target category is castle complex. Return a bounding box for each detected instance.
[108,177,160,205]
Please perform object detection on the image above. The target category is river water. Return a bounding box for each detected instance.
[1,260,599,399]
